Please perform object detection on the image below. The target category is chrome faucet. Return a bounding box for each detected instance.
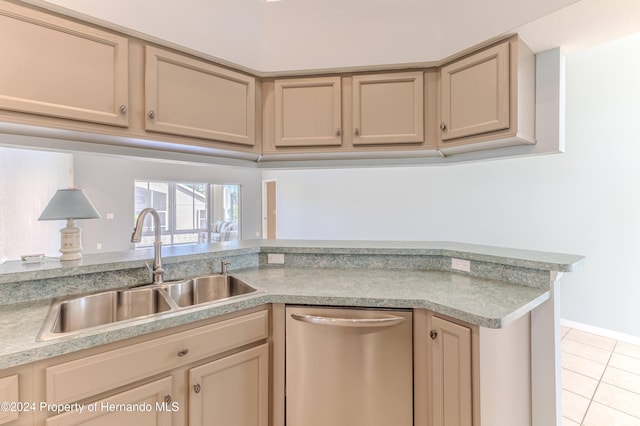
[221,259,230,275]
[131,208,164,284]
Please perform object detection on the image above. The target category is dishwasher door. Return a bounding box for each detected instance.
[285,306,413,426]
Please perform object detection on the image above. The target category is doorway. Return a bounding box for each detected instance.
[263,180,277,239]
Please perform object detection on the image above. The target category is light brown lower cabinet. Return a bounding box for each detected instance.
[29,308,270,426]
[188,344,269,426]
[44,377,173,426]
[414,309,533,426]
[0,365,33,426]
[429,316,473,426]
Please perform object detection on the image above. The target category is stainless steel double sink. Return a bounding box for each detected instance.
[37,274,258,341]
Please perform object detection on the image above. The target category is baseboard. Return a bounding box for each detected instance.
[561,318,640,346]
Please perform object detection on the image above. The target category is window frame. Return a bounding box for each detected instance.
[134,180,241,248]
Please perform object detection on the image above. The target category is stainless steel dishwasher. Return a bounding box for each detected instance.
[285,306,413,426]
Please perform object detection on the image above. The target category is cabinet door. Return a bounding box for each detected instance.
[45,377,173,426]
[0,1,129,127]
[189,343,268,426]
[274,77,342,147]
[352,72,424,145]
[0,375,18,425]
[440,42,509,141]
[145,46,256,146]
[430,316,472,426]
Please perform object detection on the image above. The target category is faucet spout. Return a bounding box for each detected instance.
[131,208,164,284]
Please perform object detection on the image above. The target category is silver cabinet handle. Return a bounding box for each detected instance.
[148,110,156,119]
[440,122,446,131]
[120,105,127,114]
[291,313,406,328]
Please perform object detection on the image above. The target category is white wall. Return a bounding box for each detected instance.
[262,34,640,337]
[0,147,72,260]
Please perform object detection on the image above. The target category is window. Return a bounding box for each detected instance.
[134,181,241,248]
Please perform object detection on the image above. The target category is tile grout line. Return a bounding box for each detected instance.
[579,339,618,425]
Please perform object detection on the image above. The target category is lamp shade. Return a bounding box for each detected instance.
[38,188,101,221]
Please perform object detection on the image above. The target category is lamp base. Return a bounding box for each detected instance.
[59,219,83,261]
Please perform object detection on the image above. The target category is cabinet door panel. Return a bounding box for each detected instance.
[352,72,424,145]
[0,2,129,127]
[0,375,18,425]
[45,377,172,426]
[189,343,268,426]
[145,46,256,146]
[440,42,509,141]
[431,316,472,426]
[274,77,342,147]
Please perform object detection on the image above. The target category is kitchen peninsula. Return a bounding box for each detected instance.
[0,240,583,426]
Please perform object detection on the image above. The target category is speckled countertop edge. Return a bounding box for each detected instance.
[0,241,261,284]
[258,240,585,272]
[0,240,584,285]
[0,266,550,370]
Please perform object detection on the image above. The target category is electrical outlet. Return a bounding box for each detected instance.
[96,243,102,250]
[267,253,285,264]
[106,213,114,220]
[451,258,471,272]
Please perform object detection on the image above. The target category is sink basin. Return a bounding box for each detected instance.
[165,275,258,307]
[37,274,259,340]
[49,287,173,334]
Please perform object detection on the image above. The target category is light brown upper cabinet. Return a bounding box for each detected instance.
[274,77,342,147]
[438,36,536,154]
[145,46,256,146]
[352,72,424,145]
[0,1,129,127]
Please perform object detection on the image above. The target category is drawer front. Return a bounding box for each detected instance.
[46,310,268,404]
[0,375,18,424]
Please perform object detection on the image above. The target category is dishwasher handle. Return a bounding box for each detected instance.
[291,313,406,328]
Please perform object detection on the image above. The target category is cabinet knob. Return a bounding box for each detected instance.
[439,122,447,131]
[354,128,360,136]
[430,329,438,340]
[164,394,172,404]
[177,349,189,357]
[148,110,156,119]
[193,383,201,394]
[119,105,127,114]
[335,128,341,137]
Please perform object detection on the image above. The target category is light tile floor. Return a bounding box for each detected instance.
[561,326,640,425]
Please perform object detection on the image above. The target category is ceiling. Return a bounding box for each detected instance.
[21,0,640,74]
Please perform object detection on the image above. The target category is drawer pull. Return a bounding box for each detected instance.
[148,110,156,119]
[177,349,189,357]
[164,394,172,404]
[193,383,201,394]
[430,329,438,340]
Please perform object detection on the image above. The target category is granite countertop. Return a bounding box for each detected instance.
[0,239,583,285]
[0,266,549,369]
[0,240,584,370]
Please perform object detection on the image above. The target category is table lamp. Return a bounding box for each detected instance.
[38,188,101,261]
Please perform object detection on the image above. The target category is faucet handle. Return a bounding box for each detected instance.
[221,259,230,274]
